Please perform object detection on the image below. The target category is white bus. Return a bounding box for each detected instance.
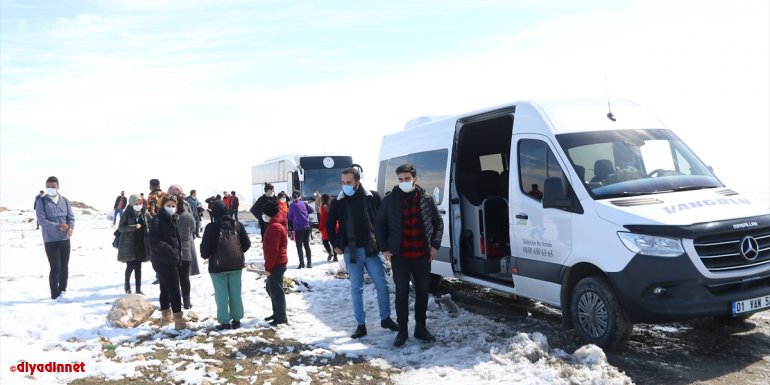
[251,155,358,223]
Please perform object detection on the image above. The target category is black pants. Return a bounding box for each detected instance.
[294,228,311,265]
[266,265,287,322]
[259,222,267,238]
[392,256,431,327]
[44,240,71,299]
[322,240,334,255]
[152,262,182,312]
[177,261,191,297]
[124,260,143,292]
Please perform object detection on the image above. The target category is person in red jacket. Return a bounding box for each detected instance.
[319,193,337,262]
[262,200,288,326]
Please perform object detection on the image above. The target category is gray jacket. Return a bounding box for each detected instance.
[35,195,75,243]
[177,210,197,262]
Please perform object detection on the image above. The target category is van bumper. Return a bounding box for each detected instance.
[606,254,770,323]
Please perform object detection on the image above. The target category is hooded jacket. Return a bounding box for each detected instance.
[263,210,289,272]
[287,200,314,231]
[36,194,75,243]
[117,206,150,263]
[375,184,444,257]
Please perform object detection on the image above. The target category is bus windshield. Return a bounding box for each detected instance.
[299,156,353,200]
[556,129,723,199]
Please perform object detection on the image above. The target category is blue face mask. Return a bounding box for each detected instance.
[342,185,356,196]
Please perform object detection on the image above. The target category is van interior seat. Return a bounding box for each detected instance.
[456,171,480,205]
[499,169,509,197]
[481,196,510,258]
[591,159,614,183]
[478,170,501,201]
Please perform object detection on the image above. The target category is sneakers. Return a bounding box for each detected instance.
[414,323,436,342]
[231,320,241,329]
[394,330,408,347]
[351,324,367,339]
[380,317,400,332]
[54,292,72,303]
[269,319,288,327]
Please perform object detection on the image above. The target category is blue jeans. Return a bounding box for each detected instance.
[113,208,124,225]
[344,247,391,325]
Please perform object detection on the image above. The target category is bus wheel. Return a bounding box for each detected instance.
[570,276,632,350]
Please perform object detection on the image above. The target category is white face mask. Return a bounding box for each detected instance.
[262,214,272,223]
[45,188,58,196]
[164,207,176,215]
[133,204,143,211]
[399,181,415,193]
[280,198,287,203]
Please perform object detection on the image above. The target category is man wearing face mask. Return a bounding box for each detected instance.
[326,167,399,339]
[250,184,275,238]
[36,176,75,303]
[375,164,444,347]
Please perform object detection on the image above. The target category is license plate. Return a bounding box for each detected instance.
[732,295,770,316]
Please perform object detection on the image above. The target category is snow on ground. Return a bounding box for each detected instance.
[0,207,633,384]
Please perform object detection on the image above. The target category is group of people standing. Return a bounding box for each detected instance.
[37,163,443,347]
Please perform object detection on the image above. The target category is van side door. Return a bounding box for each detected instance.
[510,135,574,305]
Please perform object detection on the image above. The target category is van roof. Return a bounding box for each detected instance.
[400,98,667,135]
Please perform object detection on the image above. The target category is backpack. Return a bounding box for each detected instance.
[213,224,244,270]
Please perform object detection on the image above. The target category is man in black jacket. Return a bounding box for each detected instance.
[375,163,444,347]
[250,183,275,238]
[327,167,399,339]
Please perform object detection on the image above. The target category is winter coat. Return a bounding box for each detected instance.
[186,196,202,220]
[35,195,75,243]
[148,208,182,265]
[250,194,276,228]
[114,195,127,209]
[117,206,150,263]
[263,211,289,272]
[287,200,314,231]
[326,186,381,256]
[229,195,239,211]
[200,213,251,274]
[177,210,197,262]
[223,195,232,209]
[319,204,330,241]
[375,185,444,257]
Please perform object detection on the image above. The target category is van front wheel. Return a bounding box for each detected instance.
[570,276,632,350]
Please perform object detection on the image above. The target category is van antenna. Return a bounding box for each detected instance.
[605,76,616,121]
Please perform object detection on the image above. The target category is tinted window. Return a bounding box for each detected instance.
[518,140,567,201]
[381,149,449,204]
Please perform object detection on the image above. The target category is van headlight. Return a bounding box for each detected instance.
[617,232,684,257]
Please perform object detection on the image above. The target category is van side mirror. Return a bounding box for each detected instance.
[297,166,305,182]
[543,177,571,209]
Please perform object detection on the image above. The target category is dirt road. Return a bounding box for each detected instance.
[438,279,770,385]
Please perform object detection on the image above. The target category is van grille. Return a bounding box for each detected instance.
[694,228,770,272]
[611,198,663,207]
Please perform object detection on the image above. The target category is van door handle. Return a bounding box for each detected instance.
[515,214,528,220]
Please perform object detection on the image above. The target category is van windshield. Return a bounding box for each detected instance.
[556,129,723,199]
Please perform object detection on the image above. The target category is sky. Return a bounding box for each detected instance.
[1,0,768,211]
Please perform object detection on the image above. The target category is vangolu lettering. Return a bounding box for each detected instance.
[663,198,751,214]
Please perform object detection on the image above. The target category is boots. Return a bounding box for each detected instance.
[307,257,312,268]
[183,295,192,309]
[173,312,187,330]
[414,322,436,342]
[160,309,173,326]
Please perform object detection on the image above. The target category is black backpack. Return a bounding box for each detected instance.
[213,224,244,270]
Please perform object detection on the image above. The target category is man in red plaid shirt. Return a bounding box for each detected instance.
[375,164,444,347]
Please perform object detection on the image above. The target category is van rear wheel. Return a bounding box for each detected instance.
[570,276,632,350]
